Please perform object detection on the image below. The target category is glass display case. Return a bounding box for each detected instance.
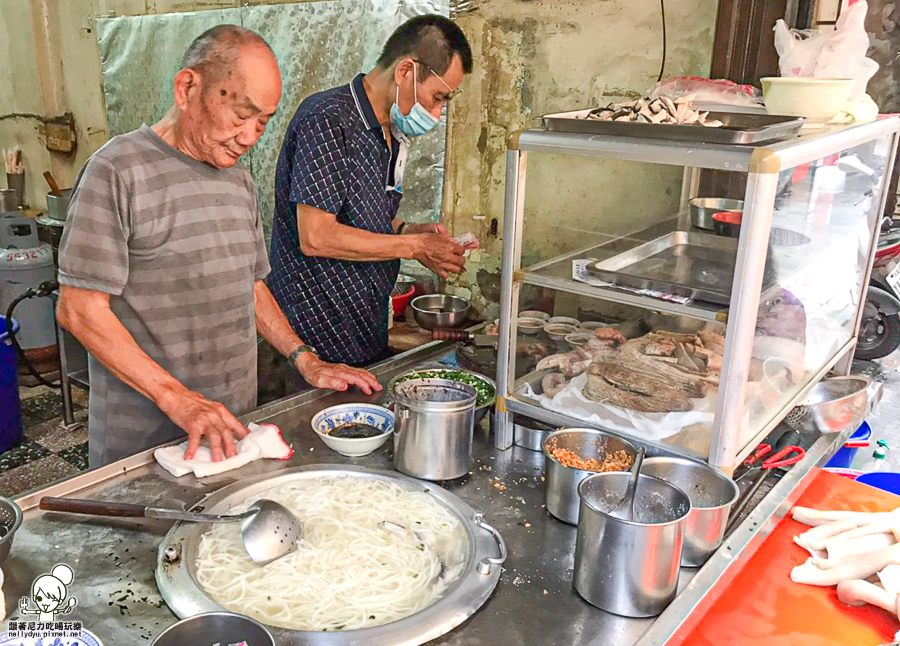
[493,118,900,471]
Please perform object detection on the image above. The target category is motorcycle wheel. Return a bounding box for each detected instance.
[856,298,900,360]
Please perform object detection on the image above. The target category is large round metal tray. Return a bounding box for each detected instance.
[156,465,506,645]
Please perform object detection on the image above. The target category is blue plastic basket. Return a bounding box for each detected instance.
[856,471,900,496]
[825,422,872,469]
[0,315,23,453]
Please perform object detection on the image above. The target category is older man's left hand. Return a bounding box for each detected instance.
[297,355,383,395]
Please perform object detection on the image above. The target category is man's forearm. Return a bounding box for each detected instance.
[299,204,416,262]
[253,281,317,372]
[56,287,190,411]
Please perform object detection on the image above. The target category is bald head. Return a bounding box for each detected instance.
[161,24,281,169]
[182,25,275,89]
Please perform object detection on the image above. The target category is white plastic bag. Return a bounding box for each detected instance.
[773,1,879,100]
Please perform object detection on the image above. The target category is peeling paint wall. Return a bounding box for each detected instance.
[4,0,716,310]
[443,0,718,316]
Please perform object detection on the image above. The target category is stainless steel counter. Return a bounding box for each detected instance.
[2,343,847,645]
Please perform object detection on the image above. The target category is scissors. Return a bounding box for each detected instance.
[736,443,806,481]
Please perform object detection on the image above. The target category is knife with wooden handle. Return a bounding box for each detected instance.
[431,329,498,346]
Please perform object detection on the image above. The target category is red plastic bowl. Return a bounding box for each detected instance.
[712,210,743,238]
[391,285,416,318]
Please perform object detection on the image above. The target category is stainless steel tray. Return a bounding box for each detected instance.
[586,231,757,305]
[542,109,805,145]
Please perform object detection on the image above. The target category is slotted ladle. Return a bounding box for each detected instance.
[40,496,301,565]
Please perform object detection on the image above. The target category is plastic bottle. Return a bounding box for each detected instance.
[861,439,890,473]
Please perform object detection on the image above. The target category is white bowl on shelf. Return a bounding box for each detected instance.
[520,310,551,322]
[310,403,394,457]
[548,316,580,328]
[518,317,545,335]
[544,323,577,342]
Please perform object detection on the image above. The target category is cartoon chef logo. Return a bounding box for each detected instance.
[19,564,78,622]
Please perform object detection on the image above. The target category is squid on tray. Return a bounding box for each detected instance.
[789,505,900,620]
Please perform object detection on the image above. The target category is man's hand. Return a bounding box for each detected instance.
[410,234,467,278]
[296,354,382,395]
[161,390,249,461]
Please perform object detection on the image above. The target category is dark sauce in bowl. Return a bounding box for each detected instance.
[328,423,384,439]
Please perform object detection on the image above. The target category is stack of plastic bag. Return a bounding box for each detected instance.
[773,1,880,122]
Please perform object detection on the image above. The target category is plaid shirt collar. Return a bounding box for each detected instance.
[349,74,381,131]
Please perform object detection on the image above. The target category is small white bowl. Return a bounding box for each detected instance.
[311,403,394,457]
[548,316,580,328]
[579,321,607,332]
[520,310,551,322]
[544,323,577,341]
[565,331,595,349]
[518,317,545,335]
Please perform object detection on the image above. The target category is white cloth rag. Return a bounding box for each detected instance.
[154,422,292,478]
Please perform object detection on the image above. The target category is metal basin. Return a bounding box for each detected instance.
[574,471,691,617]
[689,197,744,230]
[152,612,275,646]
[642,457,739,567]
[156,465,506,646]
[542,428,637,525]
[411,294,470,330]
[787,376,872,434]
[0,497,22,564]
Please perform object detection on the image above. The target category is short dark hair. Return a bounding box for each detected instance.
[182,24,273,87]
[375,15,473,76]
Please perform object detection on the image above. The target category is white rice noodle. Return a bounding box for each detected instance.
[195,477,467,631]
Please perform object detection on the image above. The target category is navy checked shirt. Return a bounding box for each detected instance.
[269,74,406,365]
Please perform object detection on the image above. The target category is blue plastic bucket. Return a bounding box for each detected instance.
[856,471,900,496]
[0,315,23,453]
[825,422,872,469]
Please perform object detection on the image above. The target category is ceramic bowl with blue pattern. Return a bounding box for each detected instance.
[310,403,395,457]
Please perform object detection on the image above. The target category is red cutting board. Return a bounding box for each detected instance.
[676,469,900,646]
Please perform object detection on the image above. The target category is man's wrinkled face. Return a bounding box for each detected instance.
[182,44,282,168]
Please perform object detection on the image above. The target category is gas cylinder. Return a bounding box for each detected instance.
[0,215,57,353]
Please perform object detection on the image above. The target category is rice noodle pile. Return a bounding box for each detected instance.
[194,476,467,631]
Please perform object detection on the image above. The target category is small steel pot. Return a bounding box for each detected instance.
[393,378,477,480]
[689,197,744,230]
[513,415,556,452]
[574,471,691,617]
[152,612,275,646]
[642,457,740,567]
[542,428,637,525]
[46,188,72,221]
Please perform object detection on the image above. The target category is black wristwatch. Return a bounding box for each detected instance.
[289,344,319,365]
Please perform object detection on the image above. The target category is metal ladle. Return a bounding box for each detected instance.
[609,448,645,521]
[40,496,301,565]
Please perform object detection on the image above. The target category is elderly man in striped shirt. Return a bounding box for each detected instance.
[56,25,380,468]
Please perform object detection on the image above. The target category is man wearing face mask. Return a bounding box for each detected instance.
[57,25,380,467]
[267,15,473,367]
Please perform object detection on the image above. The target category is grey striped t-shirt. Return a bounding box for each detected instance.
[58,125,270,467]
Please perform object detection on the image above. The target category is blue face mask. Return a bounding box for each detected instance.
[390,62,440,137]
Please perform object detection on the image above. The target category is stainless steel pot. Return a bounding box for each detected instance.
[689,197,744,230]
[393,378,477,480]
[542,428,637,525]
[513,415,556,452]
[153,612,275,646]
[642,457,739,567]
[387,365,495,425]
[410,294,470,330]
[574,471,691,617]
[46,188,72,221]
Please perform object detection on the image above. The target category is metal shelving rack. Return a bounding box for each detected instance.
[493,118,900,471]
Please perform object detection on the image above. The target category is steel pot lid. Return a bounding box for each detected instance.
[155,464,505,646]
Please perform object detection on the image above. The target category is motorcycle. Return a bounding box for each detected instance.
[856,217,900,360]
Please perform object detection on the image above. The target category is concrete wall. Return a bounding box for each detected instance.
[444,0,718,316]
[2,0,718,311]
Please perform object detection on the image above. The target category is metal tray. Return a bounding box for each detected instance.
[586,231,757,305]
[542,109,805,145]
